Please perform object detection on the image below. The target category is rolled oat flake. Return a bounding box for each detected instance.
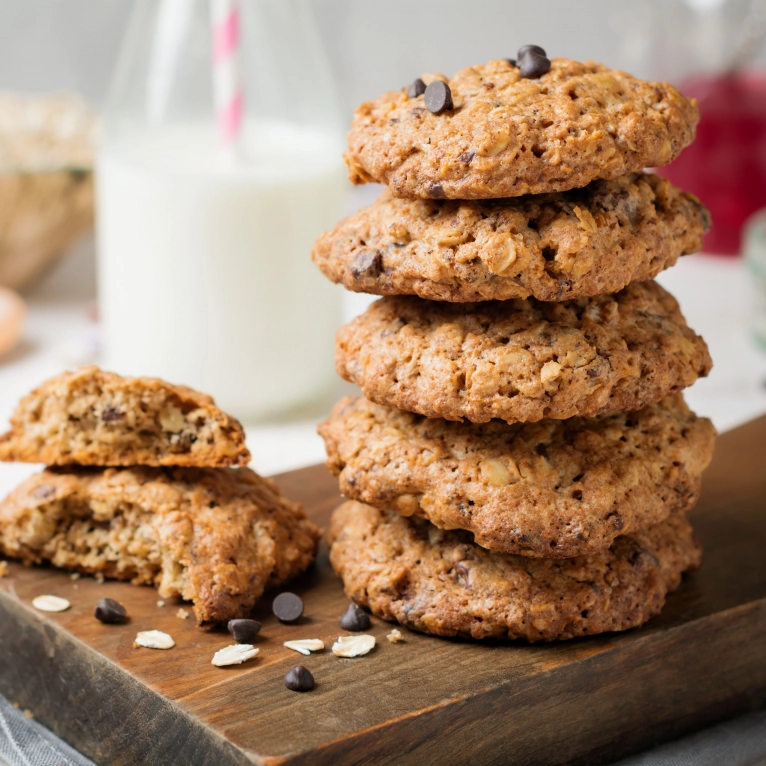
[332,634,376,658]
[284,639,324,656]
[135,630,175,649]
[32,595,70,613]
[212,644,259,667]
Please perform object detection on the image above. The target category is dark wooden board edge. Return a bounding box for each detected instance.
[290,600,766,766]
[2,584,764,766]
[0,592,257,766]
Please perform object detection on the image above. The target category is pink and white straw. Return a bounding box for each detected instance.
[211,0,243,152]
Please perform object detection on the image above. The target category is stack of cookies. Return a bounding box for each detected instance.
[0,366,320,626]
[313,52,717,641]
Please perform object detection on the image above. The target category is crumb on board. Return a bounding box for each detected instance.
[24,709,33,720]
[387,629,403,643]
[157,600,165,608]
[176,608,190,620]
[0,561,8,578]
[70,572,80,581]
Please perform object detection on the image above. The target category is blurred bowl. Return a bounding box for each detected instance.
[0,93,97,290]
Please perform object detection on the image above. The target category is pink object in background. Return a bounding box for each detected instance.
[210,0,243,146]
[660,72,766,256]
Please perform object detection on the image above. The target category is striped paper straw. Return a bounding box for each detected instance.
[211,0,243,152]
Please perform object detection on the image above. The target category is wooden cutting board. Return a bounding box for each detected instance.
[0,415,764,766]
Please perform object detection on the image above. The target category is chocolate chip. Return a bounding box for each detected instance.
[227,618,261,643]
[94,598,127,624]
[350,251,382,279]
[284,665,314,692]
[408,78,426,98]
[101,406,123,423]
[272,592,303,623]
[505,58,517,67]
[339,603,371,631]
[429,183,445,198]
[424,80,453,114]
[458,151,475,164]
[519,51,551,79]
[31,484,55,500]
[518,44,546,59]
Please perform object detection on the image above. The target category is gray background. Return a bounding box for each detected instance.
[0,0,764,117]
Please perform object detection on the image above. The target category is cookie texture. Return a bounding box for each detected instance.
[0,466,320,625]
[319,395,715,557]
[329,501,701,641]
[0,366,250,467]
[312,174,710,302]
[345,59,698,199]
[336,282,711,424]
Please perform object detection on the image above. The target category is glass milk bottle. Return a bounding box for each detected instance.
[96,0,347,421]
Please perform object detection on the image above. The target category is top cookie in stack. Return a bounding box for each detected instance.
[314,50,716,641]
[344,55,698,199]
[0,366,320,626]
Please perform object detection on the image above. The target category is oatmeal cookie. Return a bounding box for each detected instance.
[312,174,710,302]
[0,366,250,467]
[336,282,711,424]
[0,466,320,625]
[345,59,698,199]
[329,501,701,641]
[319,395,715,557]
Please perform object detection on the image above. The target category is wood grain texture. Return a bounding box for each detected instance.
[0,415,764,766]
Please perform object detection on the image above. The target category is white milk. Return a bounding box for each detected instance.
[96,122,347,421]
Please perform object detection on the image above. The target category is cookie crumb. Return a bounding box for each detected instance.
[23,709,33,720]
[157,600,165,608]
[176,608,190,620]
[0,561,8,577]
[70,572,80,581]
[95,573,105,584]
[387,629,403,643]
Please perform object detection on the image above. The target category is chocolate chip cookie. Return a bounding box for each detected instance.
[0,366,250,467]
[329,501,701,641]
[319,395,715,557]
[336,281,711,424]
[0,466,320,625]
[345,59,698,199]
[312,174,710,302]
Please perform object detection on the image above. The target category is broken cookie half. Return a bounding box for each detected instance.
[0,465,321,625]
[0,366,250,467]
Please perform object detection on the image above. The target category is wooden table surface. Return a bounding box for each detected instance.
[0,416,764,766]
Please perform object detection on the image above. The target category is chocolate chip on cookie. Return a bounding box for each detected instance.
[424,80,453,114]
[518,45,551,79]
[408,78,426,98]
[517,44,546,58]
